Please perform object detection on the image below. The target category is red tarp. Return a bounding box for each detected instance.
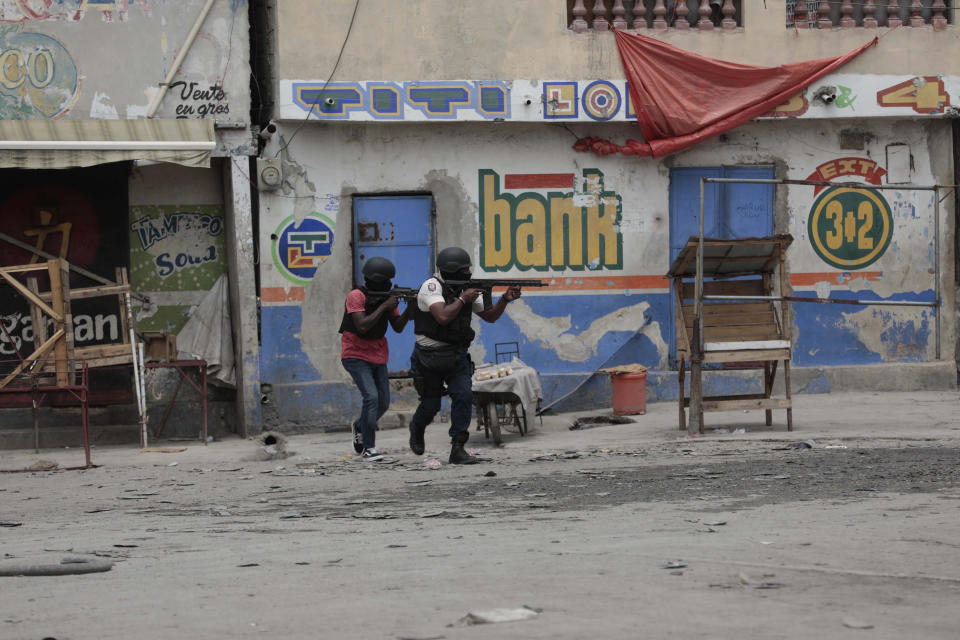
[575,29,877,158]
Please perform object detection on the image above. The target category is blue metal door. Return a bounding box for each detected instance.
[353,195,434,373]
[668,166,775,363]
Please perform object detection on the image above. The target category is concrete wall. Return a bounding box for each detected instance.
[257,116,956,426]
[276,0,960,83]
[0,0,250,122]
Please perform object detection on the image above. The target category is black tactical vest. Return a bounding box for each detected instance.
[413,280,475,347]
[338,287,390,339]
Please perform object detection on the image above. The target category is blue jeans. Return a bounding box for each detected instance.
[409,346,473,443]
[341,358,390,449]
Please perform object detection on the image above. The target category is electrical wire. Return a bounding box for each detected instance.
[274,0,362,158]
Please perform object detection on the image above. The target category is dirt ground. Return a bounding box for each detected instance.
[2,391,959,639]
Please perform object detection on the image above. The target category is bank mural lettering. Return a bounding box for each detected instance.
[806,158,893,270]
[0,26,78,118]
[0,0,150,23]
[272,212,335,285]
[479,169,622,272]
[129,205,225,289]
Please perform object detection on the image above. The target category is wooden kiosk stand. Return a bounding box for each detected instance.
[668,235,794,433]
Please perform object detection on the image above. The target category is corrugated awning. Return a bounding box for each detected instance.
[0,118,216,169]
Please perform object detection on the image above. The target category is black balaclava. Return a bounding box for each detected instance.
[365,279,391,292]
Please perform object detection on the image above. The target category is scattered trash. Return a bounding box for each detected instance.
[237,563,259,568]
[703,520,727,527]
[26,459,58,471]
[711,428,729,434]
[732,428,746,434]
[754,582,783,589]
[787,440,816,449]
[484,471,497,477]
[456,606,539,626]
[167,462,178,467]
[842,617,874,630]
[825,445,848,449]
[0,522,23,528]
[570,415,635,430]
[278,513,302,519]
[423,459,442,469]
[661,560,688,569]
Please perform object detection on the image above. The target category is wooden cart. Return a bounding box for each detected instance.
[667,235,794,433]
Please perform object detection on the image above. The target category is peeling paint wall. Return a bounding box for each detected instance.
[256,117,956,425]
[0,0,250,122]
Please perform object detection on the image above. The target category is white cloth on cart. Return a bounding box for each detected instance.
[471,358,542,418]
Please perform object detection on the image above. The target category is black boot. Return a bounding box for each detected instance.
[409,420,426,455]
[449,442,478,465]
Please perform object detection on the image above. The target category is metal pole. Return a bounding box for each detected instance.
[934,188,941,360]
[688,178,706,434]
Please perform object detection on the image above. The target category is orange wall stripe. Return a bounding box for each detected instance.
[790,271,882,287]
[262,273,883,301]
[261,286,305,302]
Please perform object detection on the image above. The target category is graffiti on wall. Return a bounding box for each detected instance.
[130,205,225,285]
[805,158,893,270]
[0,26,78,117]
[129,205,226,334]
[479,169,622,272]
[0,0,150,23]
[877,76,950,114]
[271,212,336,285]
[291,81,511,121]
[169,81,229,118]
[282,75,959,122]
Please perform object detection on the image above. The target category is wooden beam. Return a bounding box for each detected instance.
[701,398,792,412]
[0,271,60,320]
[0,328,64,389]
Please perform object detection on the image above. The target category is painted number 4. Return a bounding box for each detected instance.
[877,76,950,114]
[823,201,874,251]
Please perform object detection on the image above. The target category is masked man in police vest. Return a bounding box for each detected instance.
[339,257,410,462]
[408,247,521,464]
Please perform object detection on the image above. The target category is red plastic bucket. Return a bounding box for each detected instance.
[611,371,647,415]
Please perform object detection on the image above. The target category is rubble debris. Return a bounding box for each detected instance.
[456,606,539,626]
[254,431,292,461]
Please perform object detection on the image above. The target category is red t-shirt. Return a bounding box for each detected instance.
[340,289,400,365]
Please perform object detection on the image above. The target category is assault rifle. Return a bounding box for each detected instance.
[364,286,419,305]
[444,278,549,307]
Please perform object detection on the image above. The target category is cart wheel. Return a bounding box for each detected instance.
[486,401,502,445]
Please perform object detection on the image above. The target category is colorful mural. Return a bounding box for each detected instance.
[0,26,78,118]
[271,212,336,285]
[478,169,623,272]
[0,0,151,23]
[280,75,957,123]
[0,165,129,353]
[129,204,227,334]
